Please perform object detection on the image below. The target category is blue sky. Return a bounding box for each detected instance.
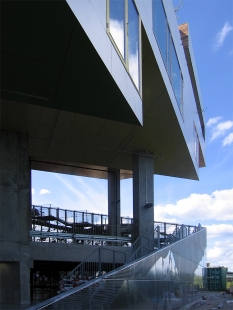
[32,0,233,270]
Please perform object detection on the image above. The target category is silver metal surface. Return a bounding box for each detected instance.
[27,228,206,310]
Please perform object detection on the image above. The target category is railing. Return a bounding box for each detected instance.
[65,247,126,280]
[27,227,206,310]
[127,235,152,262]
[31,205,202,249]
[31,205,132,245]
[154,221,202,249]
[30,230,131,245]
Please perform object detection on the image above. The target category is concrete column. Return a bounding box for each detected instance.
[108,168,121,237]
[0,131,31,305]
[133,152,154,250]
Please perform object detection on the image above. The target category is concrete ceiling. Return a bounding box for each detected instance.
[0,1,198,180]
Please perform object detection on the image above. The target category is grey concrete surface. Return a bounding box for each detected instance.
[0,131,31,305]
[133,152,154,248]
[108,168,121,238]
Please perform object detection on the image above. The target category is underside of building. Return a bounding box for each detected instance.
[0,0,206,308]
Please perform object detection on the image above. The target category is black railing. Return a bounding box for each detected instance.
[31,205,202,248]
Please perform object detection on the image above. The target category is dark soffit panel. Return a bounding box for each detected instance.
[0,1,141,126]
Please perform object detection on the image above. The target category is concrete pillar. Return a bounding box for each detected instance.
[108,168,121,238]
[133,152,154,250]
[0,131,31,305]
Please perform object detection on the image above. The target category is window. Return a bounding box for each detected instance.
[194,125,199,165]
[153,0,183,117]
[153,0,167,65]
[109,0,125,59]
[128,0,140,89]
[107,0,140,91]
[171,42,183,114]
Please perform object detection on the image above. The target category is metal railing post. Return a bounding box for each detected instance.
[48,206,51,243]
[157,226,160,248]
[98,247,101,276]
[113,250,115,270]
[65,209,67,243]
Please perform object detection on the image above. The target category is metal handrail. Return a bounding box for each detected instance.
[27,228,207,310]
[29,231,131,243]
[31,205,203,248]
[26,227,206,310]
[127,245,152,263]
[66,246,127,280]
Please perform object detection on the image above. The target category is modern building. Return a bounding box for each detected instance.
[0,0,206,308]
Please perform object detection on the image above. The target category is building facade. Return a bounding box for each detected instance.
[0,0,206,306]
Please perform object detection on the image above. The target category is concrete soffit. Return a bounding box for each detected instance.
[1,2,200,181]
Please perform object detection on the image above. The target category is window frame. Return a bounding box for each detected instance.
[193,124,199,166]
[152,0,184,118]
[106,0,142,96]
[170,36,184,116]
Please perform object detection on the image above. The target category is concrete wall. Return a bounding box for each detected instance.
[108,169,121,237]
[133,152,154,249]
[0,262,20,303]
[0,131,31,305]
[30,242,132,263]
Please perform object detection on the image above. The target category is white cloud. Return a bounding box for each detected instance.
[31,188,35,195]
[110,19,124,58]
[206,117,222,127]
[223,132,233,146]
[211,120,233,140]
[205,224,233,238]
[207,240,233,270]
[39,189,50,195]
[214,22,233,50]
[129,52,139,89]
[54,174,108,214]
[154,188,233,222]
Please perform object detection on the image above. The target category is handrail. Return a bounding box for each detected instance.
[30,231,131,243]
[127,245,152,263]
[65,246,126,279]
[126,235,152,263]
[30,205,203,249]
[27,227,206,310]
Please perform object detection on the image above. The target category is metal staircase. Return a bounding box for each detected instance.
[27,225,206,310]
[28,206,205,310]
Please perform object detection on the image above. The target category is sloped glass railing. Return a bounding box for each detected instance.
[27,228,206,310]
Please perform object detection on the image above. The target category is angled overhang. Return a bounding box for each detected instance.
[1,0,141,126]
[1,2,201,181]
[179,23,206,142]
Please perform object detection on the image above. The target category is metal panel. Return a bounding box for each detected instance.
[27,229,206,310]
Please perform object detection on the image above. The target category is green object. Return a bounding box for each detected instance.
[204,267,227,291]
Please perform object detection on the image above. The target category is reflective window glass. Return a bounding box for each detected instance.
[153,0,167,65]
[167,30,172,78]
[109,0,125,59]
[194,125,199,163]
[152,0,184,117]
[128,0,139,89]
[171,43,182,111]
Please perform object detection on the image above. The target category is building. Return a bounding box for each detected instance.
[204,267,228,291]
[0,0,206,307]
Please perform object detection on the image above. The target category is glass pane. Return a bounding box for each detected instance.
[109,0,125,59]
[171,42,182,111]
[194,126,199,162]
[153,0,167,65]
[167,30,172,78]
[128,0,140,89]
